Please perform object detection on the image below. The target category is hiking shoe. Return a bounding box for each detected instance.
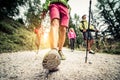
[89,50,95,54]
[58,50,66,60]
[42,49,61,70]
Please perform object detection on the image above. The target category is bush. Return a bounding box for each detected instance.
[0,22,16,34]
[103,42,120,55]
[103,49,120,55]
[0,18,36,53]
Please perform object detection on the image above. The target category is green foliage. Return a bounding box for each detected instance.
[0,0,27,18]
[0,18,36,53]
[95,39,120,54]
[96,0,120,40]
[17,18,24,24]
[0,0,43,29]
[0,17,25,34]
[0,22,16,34]
[103,49,120,55]
[25,0,42,28]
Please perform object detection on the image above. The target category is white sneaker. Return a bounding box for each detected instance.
[89,50,95,54]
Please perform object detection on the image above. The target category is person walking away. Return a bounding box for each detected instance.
[79,15,97,54]
[42,0,71,71]
[68,28,76,52]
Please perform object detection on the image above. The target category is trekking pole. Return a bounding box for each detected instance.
[85,0,92,63]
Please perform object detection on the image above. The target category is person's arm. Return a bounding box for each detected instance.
[89,25,98,32]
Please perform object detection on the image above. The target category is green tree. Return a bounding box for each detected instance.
[96,0,120,40]
[0,0,27,19]
[25,0,42,28]
[0,0,43,27]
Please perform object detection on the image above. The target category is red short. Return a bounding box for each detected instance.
[49,3,70,27]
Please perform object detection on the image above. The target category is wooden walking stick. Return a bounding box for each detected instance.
[85,0,92,63]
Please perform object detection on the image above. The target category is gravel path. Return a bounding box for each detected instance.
[0,48,120,80]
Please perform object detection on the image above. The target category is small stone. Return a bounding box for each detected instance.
[88,62,92,64]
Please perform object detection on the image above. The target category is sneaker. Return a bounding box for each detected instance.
[42,49,61,70]
[58,50,66,60]
[89,50,95,54]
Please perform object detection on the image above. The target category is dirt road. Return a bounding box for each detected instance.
[0,48,120,80]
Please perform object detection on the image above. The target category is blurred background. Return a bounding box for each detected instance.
[0,0,120,54]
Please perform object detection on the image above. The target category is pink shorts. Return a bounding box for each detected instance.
[49,3,70,27]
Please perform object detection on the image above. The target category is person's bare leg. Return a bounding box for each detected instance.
[58,26,66,60]
[89,39,95,54]
[49,19,59,49]
[90,39,94,48]
[58,26,66,50]
[43,19,60,71]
